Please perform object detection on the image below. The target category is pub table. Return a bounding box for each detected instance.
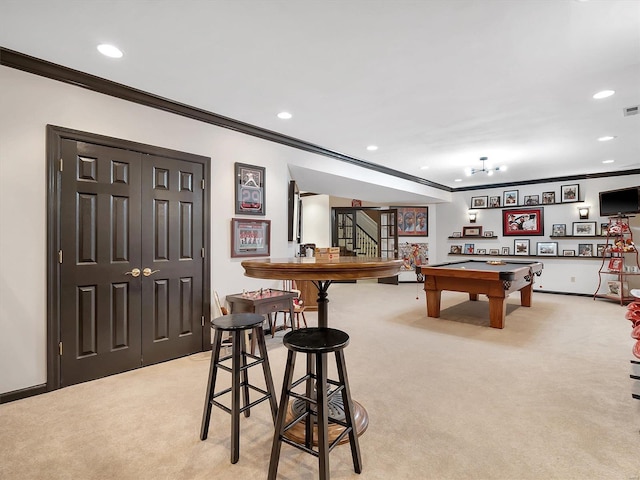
[241,256,403,442]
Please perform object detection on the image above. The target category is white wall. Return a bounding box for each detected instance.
[436,175,640,294]
[300,195,331,247]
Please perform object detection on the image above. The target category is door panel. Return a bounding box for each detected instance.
[140,155,203,365]
[59,140,142,387]
[378,209,399,284]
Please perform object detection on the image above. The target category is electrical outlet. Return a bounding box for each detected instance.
[570,276,576,282]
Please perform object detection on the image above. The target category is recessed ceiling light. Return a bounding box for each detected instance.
[593,90,615,99]
[420,166,429,170]
[97,44,123,58]
[454,178,462,182]
[277,112,292,119]
[366,145,378,151]
[598,136,616,142]
[602,159,615,164]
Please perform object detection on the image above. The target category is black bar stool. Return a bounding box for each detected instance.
[200,313,278,464]
[268,327,362,480]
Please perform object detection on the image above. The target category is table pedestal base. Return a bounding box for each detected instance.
[282,400,368,445]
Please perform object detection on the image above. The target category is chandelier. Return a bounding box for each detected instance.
[466,157,506,176]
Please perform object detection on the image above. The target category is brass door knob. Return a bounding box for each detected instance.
[125,268,141,277]
[143,268,160,277]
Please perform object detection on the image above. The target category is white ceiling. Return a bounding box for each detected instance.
[1,0,639,200]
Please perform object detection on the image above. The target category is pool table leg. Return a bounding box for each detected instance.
[520,283,533,307]
[426,289,442,318]
[488,296,506,329]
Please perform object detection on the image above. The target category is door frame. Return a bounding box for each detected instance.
[46,125,211,391]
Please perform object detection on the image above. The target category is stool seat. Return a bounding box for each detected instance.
[283,328,349,354]
[212,312,265,330]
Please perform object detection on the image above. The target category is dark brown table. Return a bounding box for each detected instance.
[226,289,297,341]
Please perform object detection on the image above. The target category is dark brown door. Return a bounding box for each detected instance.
[59,141,204,387]
[140,155,203,365]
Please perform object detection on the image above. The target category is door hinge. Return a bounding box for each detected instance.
[201,178,205,190]
[59,342,63,356]
[201,247,205,258]
[59,158,63,172]
[201,315,205,327]
[58,250,63,264]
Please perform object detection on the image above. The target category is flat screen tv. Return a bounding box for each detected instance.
[599,186,640,216]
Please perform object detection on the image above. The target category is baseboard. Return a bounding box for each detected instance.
[0,384,48,404]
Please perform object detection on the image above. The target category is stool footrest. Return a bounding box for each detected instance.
[216,354,264,374]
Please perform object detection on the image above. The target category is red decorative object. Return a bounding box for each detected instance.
[633,340,640,359]
[502,208,544,236]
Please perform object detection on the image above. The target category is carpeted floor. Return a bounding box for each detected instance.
[1,282,638,480]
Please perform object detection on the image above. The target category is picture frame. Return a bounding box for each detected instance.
[399,242,429,270]
[572,221,597,236]
[561,184,579,203]
[607,280,628,297]
[235,162,265,215]
[501,246,510,255]
[542,191,555,204]
[536,241,558,256]
[551,224,566,237]
[489,248,500,255]
[503,189,519,206]
[395,206,428,236]
[463,226,483,237]
[471,196,488,209]
[476,248,487,255]
[577,243,593,257]
[514,239,530,256]
[563,250,575,256]
[600,223,609,236]
[607,257,623,272]
[451,231,462,238]
[450,245,462,254]
[287,180,301,243]
[596,244,607,257]
[489,196,501,208]
[523,195,539,205]
[230,218,271,258]
[464,243,475,254]
[483,230,494,237]
[502,207,544,236]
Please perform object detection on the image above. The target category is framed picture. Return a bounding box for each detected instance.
[489,249,500,255]
[235,162,265,215]
[501,246,510,255]
[561,184,579,203]
[503,189,519,206]
[551,224,566,237]
[450,245,462,254]
[577,243,593,257]
[607,280,628,297]
[399,242,429,270]
[395,206,428,236]
[502,208,544,236]
[536,242,558,256]
[523,195,539,205]
[288,180,301,243]
[563,250,575,256]
[600,223,609,236]
[231,218,271,258]
[489,196,501,208]
[514,239,530,256]
[572,221,597,236]
[476,248,487,255]
[471,196,488,209]
[464,243,475,254]
[542,192,555,204]
[452,231,462,238]
[463,226,483,237]
[596,244,607,257]
[608,258,623,272]
[484,231,494,237]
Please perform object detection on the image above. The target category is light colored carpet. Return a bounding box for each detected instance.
[1,282,638,480]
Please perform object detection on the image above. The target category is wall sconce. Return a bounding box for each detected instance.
[469,212,477,223]
[578,207,590,219]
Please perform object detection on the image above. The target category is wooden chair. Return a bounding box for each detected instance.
[270,280,307,336]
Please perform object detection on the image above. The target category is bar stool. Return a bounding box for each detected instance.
[200,313,278,464]
[268,327,362,480]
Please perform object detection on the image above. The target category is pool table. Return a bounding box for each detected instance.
[417,260,543,328]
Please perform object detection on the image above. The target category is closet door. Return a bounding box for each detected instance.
[59,140,143,386]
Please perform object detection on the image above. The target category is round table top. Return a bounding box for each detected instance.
[241,257,403,281]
